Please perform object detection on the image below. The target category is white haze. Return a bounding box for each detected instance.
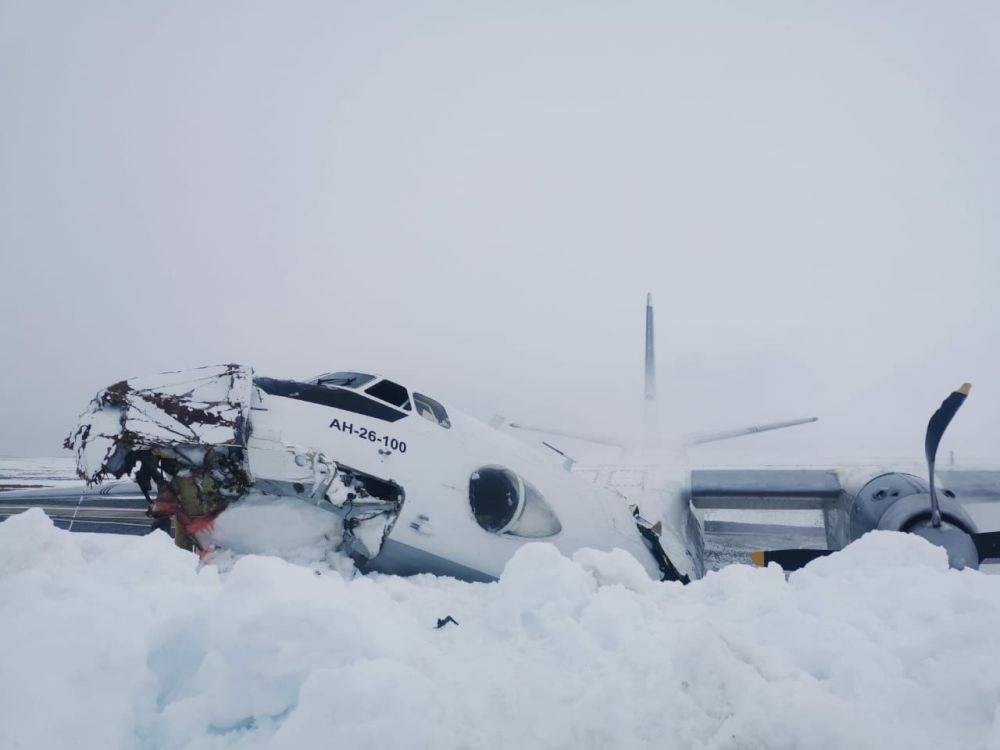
[1,1,999,464]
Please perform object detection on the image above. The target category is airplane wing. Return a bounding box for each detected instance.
[685,418,818,446]
[690,384,1000,572]
[505,418,819,450]
[691,465,1000,568]
[690,466,1000,515]
[690,469,842,510]
[0,481,153,535]
[690,468,849,552]
[505,422,624,448]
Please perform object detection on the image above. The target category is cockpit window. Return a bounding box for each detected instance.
[314,372,375,389]
[413,392,450,429]
[469,466,561,538]
[365,379,412,410]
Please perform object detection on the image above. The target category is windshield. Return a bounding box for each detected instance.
[313,372,375,389]
[365,379,412,410]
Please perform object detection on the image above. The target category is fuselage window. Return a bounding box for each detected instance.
[469,466,562,538]
[413,392,451,428]
[365,379,412,410]
[314,372,375,389]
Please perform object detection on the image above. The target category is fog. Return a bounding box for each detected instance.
[2,1,998,464]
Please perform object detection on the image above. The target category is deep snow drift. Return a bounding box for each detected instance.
[3,509,1000,750]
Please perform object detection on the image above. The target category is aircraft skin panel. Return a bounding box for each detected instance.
[688,468,1000,506]
[366,538,496,583]
[691,470,842,498]
[421,409,664,581]
[690,469,842,510]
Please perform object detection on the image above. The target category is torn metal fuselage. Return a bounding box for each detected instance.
[64,364,404,563]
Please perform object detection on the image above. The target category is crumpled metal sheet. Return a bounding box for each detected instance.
[64,363,403,563]
[65,364,253,483]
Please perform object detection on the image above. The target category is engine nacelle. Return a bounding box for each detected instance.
[849,472,980,569]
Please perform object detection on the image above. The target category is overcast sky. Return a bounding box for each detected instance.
[1,1,998,464]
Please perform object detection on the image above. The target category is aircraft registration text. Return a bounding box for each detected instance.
[329,418,408,453]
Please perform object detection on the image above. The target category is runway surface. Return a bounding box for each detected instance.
[0,480,152,535]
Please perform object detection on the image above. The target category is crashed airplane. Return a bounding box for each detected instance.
[7,295,1000,581]
[62,363,687,582]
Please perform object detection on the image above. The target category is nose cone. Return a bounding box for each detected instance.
[911,523,980,570]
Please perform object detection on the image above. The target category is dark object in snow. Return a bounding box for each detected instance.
[435,615,459,629]
[632,506,690,584]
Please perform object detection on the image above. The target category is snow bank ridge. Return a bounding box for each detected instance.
[2,508,1000,749]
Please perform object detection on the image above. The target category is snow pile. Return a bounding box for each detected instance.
[2,510,1000,749]
[201,494,348,571]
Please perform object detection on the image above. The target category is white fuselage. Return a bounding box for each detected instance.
[250,381,667,581]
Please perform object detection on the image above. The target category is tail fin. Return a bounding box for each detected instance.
[643,293,656,439]
[644,293,655,402]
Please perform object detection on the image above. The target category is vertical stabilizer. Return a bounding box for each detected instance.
[644,293,656,402]
[643,293,656,443]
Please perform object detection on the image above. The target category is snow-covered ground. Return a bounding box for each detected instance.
[3,508,1000,750]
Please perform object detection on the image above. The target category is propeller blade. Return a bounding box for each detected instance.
[925,383,971,527]
[749,548,832,570]
[972,530,1000,563]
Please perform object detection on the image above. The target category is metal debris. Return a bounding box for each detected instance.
[64,364,403,561]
